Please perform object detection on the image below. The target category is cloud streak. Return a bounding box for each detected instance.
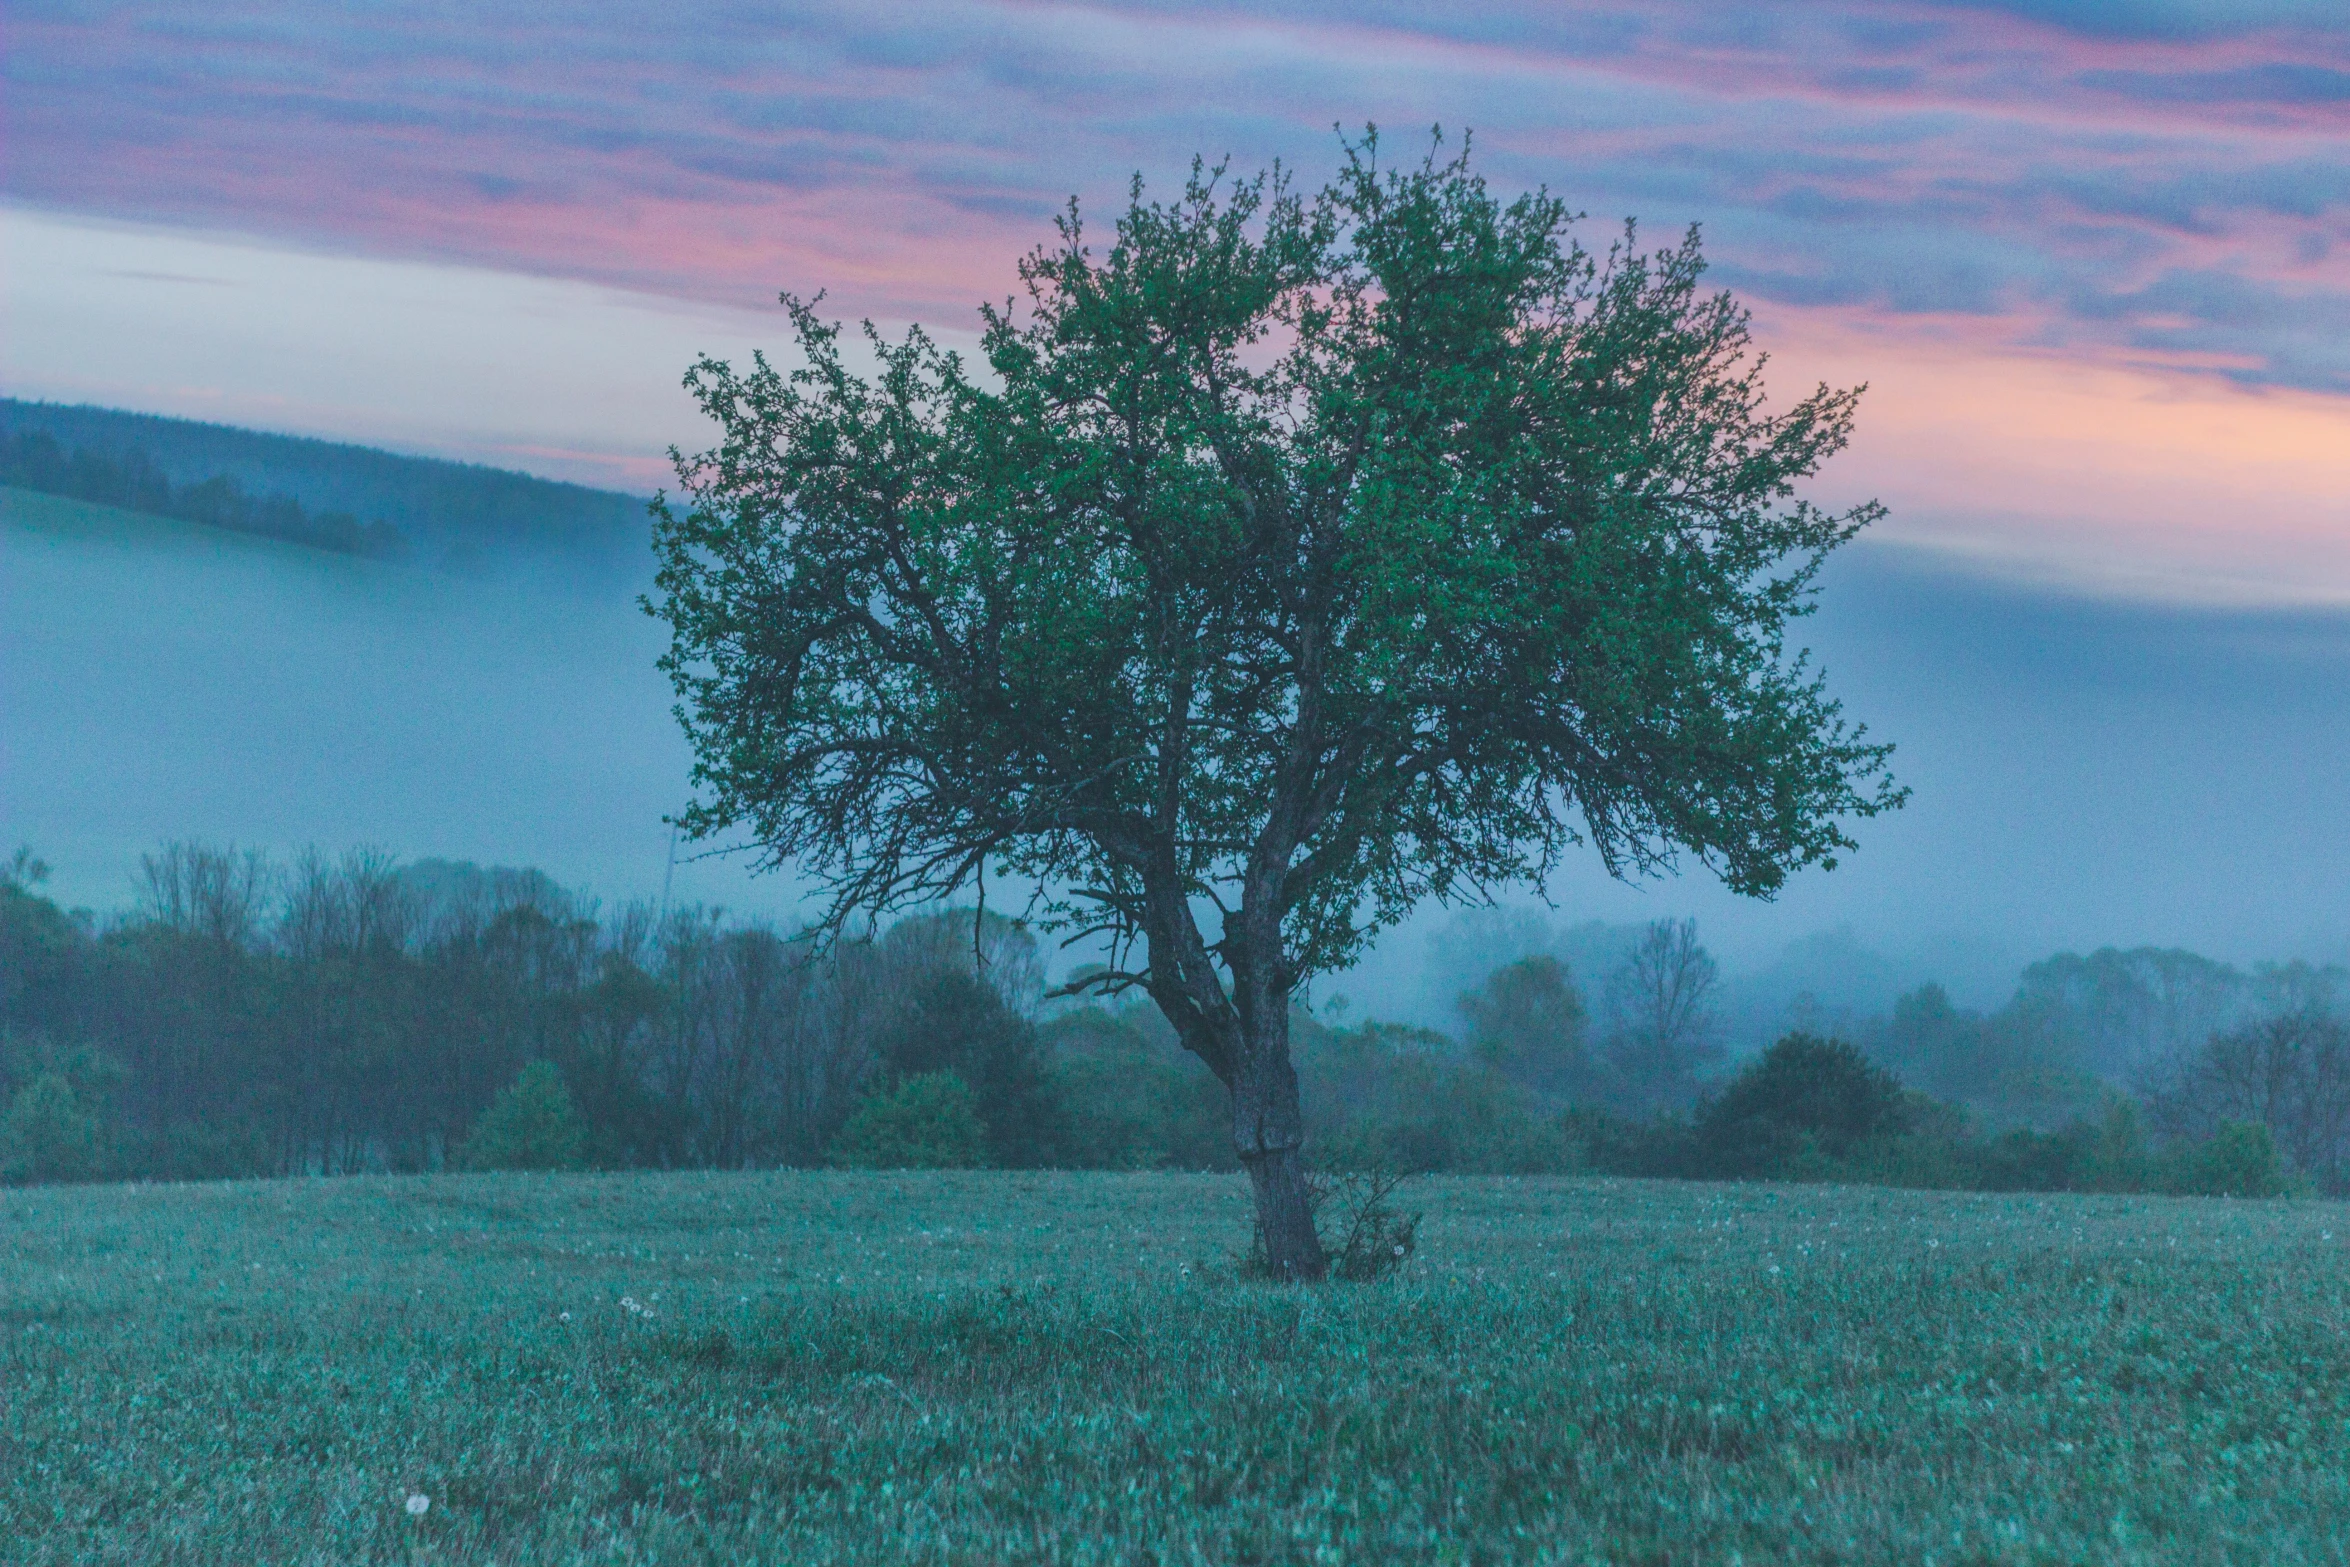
[9,1,2347,379]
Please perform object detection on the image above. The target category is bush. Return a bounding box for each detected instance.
[0,1073,104,1184]
[830,1072,989,1169]
[2158,1120,2287,1198]
[1458,956,1597,1101]
[1696,1033,1911,1178]
[872,968,1061,1167]
[2013,1100,2147,1191]
[1239,1166,1420,1282]
[463,1061,588,1172]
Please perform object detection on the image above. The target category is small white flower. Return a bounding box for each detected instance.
[405,1493,431,1517]
[558,1311,571,1321]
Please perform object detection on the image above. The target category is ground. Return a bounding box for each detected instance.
[5,1170,2347,1564]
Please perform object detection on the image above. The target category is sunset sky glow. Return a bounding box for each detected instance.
[6,0,2347,601]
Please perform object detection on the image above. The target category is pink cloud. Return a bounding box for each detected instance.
[8,0,2350,602]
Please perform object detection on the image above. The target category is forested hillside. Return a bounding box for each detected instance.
[1,433,407,559]
[0,399,646,578]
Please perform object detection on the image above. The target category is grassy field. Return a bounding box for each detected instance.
[5,1172,2348,1565]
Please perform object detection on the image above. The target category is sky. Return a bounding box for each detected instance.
[3,0,2347,1003]
[5,0,2348,602]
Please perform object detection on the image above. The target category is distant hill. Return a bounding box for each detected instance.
[0,399,649,580]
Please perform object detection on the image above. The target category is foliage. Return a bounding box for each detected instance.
[651,138,1899,972]
[463,1060,588,1172]
[1241,1162,1419,1281]
[2007,946,2250,1083]
[1040,1004,1233,1171]
[1303,1028,1572,1176]
[1316,1166,1421,1282]
[870,965,1055,1168]
[828,1072,989,1169]
[0,844,1038,1181]
[7,1170,2349,1564]
[1601,918,1726,1113]
[4,837,2331,1210]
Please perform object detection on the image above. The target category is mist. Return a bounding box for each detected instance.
[6,484,2346,1034]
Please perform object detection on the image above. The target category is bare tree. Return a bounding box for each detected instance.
[1603,918,1723,1113]
[2152,1012,2350,1191]
[139,842,273,947]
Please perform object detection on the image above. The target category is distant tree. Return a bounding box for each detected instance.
[654,133,1903,1276]
[2,847,51,892]
[2157,1120,2286,1198]
[139,842,274,949]
[1603,919,1724,1112]
[2007,947,2248,1083]
[463,1060,588,1172]
[1457,955,1595,1102]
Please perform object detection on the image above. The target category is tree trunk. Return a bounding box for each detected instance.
[1231,983,1328,1281]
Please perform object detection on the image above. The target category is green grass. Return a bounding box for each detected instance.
[6,1172,2348,1564]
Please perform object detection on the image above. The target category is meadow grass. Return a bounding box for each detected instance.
[4,1170,2347,1565]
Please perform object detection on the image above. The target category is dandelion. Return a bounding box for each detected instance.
[405,1493,431,1517]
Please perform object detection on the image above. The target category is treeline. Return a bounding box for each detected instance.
[1,431,406,560]
[2,844,2343,1197]
[0,845,1062,1181]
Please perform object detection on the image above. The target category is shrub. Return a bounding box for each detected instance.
[0,1073,104,1184]
[1241,1166,1420,1283]
[1953,1099,2148,1193]
[829,1072,989,1169]
[1696,1033,1911,1178]
[2158,1120,2287,1198]
[1322,1168,1420,1282]
[872,968,1062,1167]
[463,1060,588,1172]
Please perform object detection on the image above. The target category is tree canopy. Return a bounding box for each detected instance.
[649,131,1903,1276]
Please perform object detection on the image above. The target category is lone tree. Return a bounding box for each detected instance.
[648,133,1903,1278]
